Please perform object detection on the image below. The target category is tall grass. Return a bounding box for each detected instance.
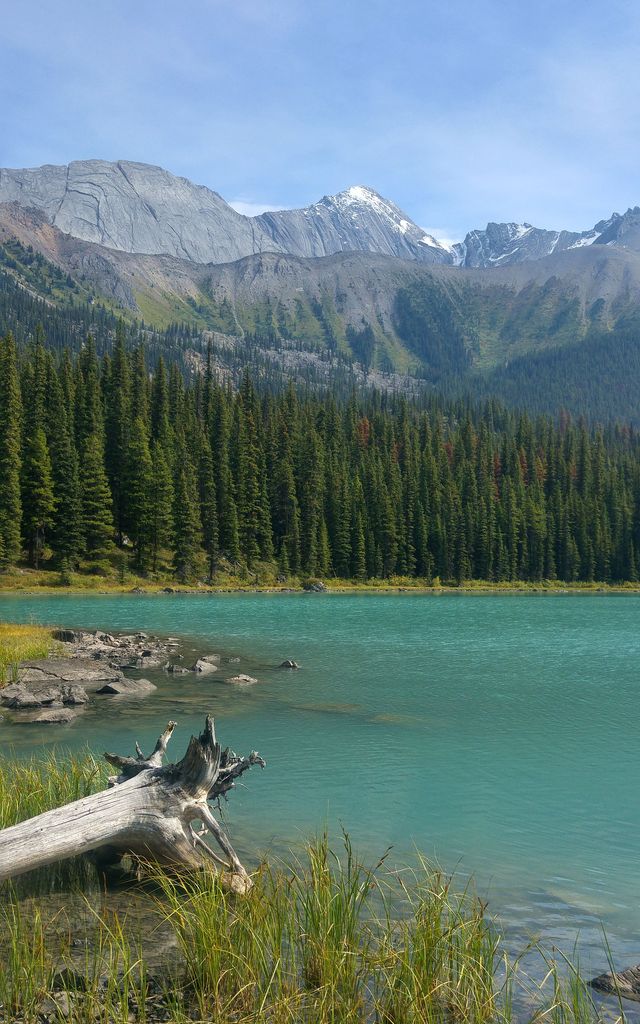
[0,755,628,1023]
[0,622,58,684]
[0,750,107,830]
[0,750,108,894]
[152,835,625,1024]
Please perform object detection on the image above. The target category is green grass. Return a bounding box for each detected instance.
[0,622,59,685]
[0,814,627,1022]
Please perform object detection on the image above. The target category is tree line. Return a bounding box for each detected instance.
[0,325,639,584]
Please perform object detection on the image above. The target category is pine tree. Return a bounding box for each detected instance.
[104,323,131,543]
[0,333,23,567]
[48,364,82,567]
[125,416,153,568]
[198,433,219,579]
[149,441,174,571]
[173,446,201,583]
[80,432,115,560]
[21,427,56,568]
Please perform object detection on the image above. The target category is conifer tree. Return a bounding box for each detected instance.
[0,333,23,567]
[125,415,153,568]
[104,323,131,542]
[21,427,55,568]
[173,444,201,583]
[48,365,82,567]
[149,440,174,571]
[80,433,115,560]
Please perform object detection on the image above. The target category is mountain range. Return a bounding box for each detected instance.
[2,159,640,268]
[1,158,639,422]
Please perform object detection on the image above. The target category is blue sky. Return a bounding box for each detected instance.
[1,0,639,241]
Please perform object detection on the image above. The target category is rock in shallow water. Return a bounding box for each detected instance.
[19,658,123,686]
[226,674,259,686]
[18,707,83,725]
[97,678,157,696]
[191,658,219,673]
[591,964,640,1002]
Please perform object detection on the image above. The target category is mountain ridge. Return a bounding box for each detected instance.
[3,158,640,271]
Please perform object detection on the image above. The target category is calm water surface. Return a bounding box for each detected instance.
[1,592,640,978]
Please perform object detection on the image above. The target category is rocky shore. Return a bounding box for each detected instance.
[0,629,212,725]
[0,628,302,726]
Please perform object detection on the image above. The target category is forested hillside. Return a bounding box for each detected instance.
[1,328,639,586]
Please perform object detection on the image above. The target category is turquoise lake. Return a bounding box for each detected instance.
[1,592,640,978]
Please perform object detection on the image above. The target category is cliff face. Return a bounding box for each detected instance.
[0,160,282,263]
[0,162,449,264]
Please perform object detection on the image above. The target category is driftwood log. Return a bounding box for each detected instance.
[0,717,264,893]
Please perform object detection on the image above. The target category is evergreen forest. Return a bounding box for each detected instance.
[1,325,639,586]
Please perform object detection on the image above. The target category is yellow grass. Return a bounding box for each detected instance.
[0,623,58,685]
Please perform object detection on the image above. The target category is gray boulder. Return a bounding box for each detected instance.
[191,658,219,674]
[1,684,43,709]
[226,674,259,686]
[52,628,83,643]
[97,678,157,696]
[19,658,122,687]
[279,660,300,669]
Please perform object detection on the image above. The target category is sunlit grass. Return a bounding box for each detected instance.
[0,750,109,894]
[0,761,628,1022]
[0,622,58,685]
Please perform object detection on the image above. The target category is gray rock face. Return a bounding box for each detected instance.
[0,162,449,266]
[0,160,280,264]
[453,207,640,267]
[256,186,451,264]
[18,658,122,688]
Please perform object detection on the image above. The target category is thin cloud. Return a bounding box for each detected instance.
[229,199,290,217]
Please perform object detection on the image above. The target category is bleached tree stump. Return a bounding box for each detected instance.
[0,717,264,893]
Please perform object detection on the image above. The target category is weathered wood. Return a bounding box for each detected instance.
[0,716,264,892]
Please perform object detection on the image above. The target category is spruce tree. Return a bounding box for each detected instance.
[173,445,201,583]
[21,427,55,568]
[80,433,115,560]
[149,441,174,571]
[0,333,23,567]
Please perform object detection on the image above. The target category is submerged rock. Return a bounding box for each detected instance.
[591,965,640,1002]
[279,659,300,669]
[227,674,259,686]
[19,707,83,725]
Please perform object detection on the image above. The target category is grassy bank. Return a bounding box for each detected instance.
[0,753,628,1023]
[0,565,639,596]
[0,623,59,684]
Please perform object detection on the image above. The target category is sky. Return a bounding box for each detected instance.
[1,0,640,242]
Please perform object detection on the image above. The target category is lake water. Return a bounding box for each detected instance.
[2,591,640,982]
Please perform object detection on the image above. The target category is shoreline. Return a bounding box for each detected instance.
[1,580,639,596]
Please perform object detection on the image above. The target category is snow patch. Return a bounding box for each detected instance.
[568,230,602,249]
